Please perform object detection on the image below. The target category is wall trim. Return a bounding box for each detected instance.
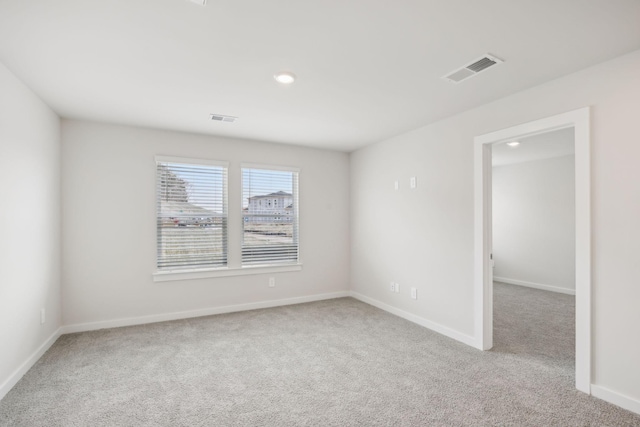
[349,291,477,348]
[474,107,591,393]
[592,385,640,416]
[494,276,576,295]
[153,264,303,282]
[61,291,350,334]
[0,328,62,402]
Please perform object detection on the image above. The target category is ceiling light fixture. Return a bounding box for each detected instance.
[274,71,296,84]
[506,141,520,147]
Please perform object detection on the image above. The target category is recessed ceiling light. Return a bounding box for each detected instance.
[506,141,520,147]
[274,71,296,84]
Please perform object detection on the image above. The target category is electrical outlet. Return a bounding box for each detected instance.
[40,308,46,325]
[268,277,276,287]
[410,177,417,189]
[394,180,399,191]
[410,287,417,300]
[390,282,396,292]
[394,283,400,293]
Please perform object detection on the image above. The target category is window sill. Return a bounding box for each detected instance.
[152,264,303,282]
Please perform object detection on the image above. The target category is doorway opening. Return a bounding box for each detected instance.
[473,108,591,394]
[491,128,575,371]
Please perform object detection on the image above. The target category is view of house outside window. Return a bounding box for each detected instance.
[242,167,299,265]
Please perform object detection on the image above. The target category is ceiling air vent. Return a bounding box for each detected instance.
[442,54,504,84]
[210,114,238,123]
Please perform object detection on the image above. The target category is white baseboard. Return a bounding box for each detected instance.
[0,328,62,401]
[349,291,477,348]
[61,291,350,334]
[494,276,576,295]
[592,385,640,416]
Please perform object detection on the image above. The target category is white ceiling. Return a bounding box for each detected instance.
[1,0,639,152]
[492,127,575,167]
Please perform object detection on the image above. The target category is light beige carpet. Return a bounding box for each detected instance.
[1,286,639,426]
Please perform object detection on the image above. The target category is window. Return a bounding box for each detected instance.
[156,157,228,271]
[242,166,299,266]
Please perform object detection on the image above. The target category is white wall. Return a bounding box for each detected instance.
[350,49,640,403]
[0,63,61,395]
[493,155,575,293]
[61,120,350,326]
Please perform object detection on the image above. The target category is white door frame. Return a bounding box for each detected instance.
[473,107,591,394]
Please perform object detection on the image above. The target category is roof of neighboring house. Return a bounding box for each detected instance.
[159,200,216,217]
[248,191,292,200]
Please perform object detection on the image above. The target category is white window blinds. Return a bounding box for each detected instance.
[242,167,299,266]
[156,158,228,271]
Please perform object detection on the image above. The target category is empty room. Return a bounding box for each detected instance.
[1,1,640,425]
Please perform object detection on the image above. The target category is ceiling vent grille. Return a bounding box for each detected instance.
[210,114,238,123]
[442,54,504,84]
